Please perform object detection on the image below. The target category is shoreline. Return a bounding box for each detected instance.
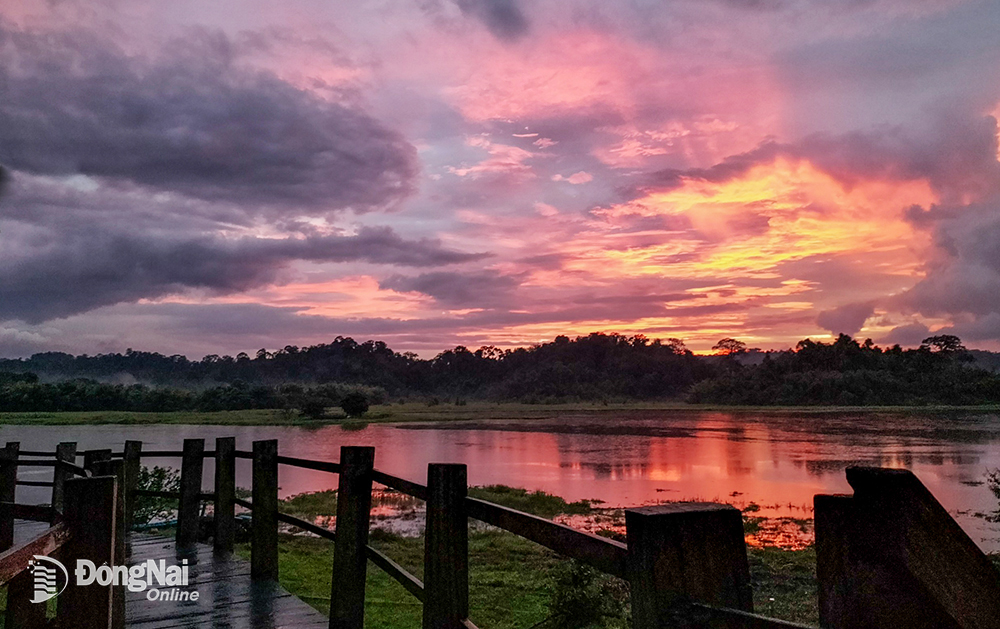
[1,401,999,426]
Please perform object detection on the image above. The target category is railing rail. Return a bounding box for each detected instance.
[692,603,817,629]
[0,521,71,586]
[466,496,628,578]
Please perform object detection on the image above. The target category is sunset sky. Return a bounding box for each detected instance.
[2,0,1000,358]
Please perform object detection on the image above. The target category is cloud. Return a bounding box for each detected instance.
[380,270,520,307]
[878,321,930,347]
[455,0,529,41]
[0,24,418,215]
[552,171,593,184]
[816,301,875,336]
[0,326,48,358]
[635,110,1000,202]
[939,313,1000,343]
[0,226,487,323]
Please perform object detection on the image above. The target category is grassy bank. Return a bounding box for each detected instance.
[237,531,820,628]
[2,401,999,425]
[256,484,820,626]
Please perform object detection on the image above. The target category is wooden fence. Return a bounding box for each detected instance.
[2,438,1000,629]
[0,442,122,629]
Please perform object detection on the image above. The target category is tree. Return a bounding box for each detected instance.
[665,338,689,355]
[340,392,369,418]
[132,465,181,527]
[299,397,328,419]
[920,335,966,353]
[712,338,747,356]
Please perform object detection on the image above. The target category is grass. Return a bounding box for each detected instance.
[277,484,597,522]
[3,401,999,426]
[748,546,818,622]
[279,489,338,517]
[468,485,596,518]
[236,530,563,629]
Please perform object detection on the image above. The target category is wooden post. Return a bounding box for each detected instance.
[58,475,117,629]
[6,568,48,629]
[52,442,77,516]
[816,467,1000,629]
[625,502,752,629]
[1,442,20,551]
[177,439,205,554]
[251,439,278,582]
[329,446,375,629]
[423,463,469,629]
[214,437,236,554]
[83,449,111,473]
[122,441,142,533]
[4,440,42,629]
[104,460,127,629]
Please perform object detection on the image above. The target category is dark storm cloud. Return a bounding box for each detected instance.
[0,25,418,214]
[892,207,1000,319]
[455,0,530,41]
[380,270,521,306]
[875,113,1000,342]
[1,227,487,323]
[817,301,875,336]
[878,321,931,347]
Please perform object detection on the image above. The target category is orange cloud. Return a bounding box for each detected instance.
[156,275,435,320]
[585,158,936,281]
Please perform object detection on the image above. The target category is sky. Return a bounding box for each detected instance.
[2,0,1000,358]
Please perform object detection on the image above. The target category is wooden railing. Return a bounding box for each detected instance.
[0,441,122,629]
[4,438,1000,629]
[103,438,807,629]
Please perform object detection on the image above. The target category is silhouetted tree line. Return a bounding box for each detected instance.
[1,333,999,411]
[689,334,1000,405]
[0,378,386,414]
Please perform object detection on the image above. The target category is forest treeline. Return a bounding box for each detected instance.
[1,333,999,412]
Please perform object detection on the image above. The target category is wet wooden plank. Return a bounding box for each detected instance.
[12,519,50,544]
[125,533,328,629]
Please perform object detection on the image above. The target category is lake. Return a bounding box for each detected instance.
[3,409,999,550]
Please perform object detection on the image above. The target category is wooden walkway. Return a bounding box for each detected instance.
[125,534,328,629]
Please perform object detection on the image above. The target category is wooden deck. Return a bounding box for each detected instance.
[125,534,328,629]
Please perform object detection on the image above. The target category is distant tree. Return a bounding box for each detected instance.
[299,397,328,419]
[920,335,967,353]
[475,345,505,361]
[340,392,369,418]
[665,338,689,355]
[712,338,747,356]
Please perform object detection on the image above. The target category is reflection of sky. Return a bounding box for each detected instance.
[3,410,1000,549]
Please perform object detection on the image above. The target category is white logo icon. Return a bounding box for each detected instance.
[28,556,68,604]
